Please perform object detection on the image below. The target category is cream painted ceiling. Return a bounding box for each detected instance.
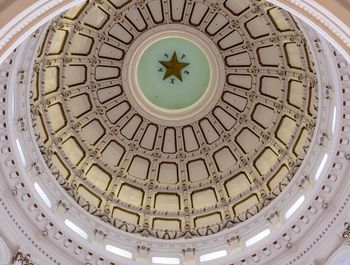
[31,0,318,239]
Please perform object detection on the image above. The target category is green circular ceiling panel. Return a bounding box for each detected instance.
[123,25,225,126]
[137,37,210,110]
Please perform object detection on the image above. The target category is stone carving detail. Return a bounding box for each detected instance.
[342,222,350,239]
[183,248,196,256]
[137,245,150,255]
[11,252,34,265]
[227,234,239,245]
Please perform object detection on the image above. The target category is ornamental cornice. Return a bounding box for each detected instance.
[268,0,350,61]
[0,0,84,65]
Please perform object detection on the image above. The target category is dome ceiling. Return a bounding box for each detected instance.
[31,0,318,239]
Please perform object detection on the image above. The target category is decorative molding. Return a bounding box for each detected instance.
[0,0,84,64]
[268,0,350,61]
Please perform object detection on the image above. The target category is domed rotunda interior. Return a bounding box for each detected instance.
[0,0,350,265]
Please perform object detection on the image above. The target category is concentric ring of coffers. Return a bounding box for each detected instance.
[31,0,318,239]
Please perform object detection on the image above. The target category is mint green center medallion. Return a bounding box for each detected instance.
[137,37,210,110]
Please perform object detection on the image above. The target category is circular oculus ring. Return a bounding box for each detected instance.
[123,24,225,126]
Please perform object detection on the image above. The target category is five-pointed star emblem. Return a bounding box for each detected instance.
[159,51,189,81]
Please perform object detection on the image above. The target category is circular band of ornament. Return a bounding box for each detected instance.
[123,24,225,126]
